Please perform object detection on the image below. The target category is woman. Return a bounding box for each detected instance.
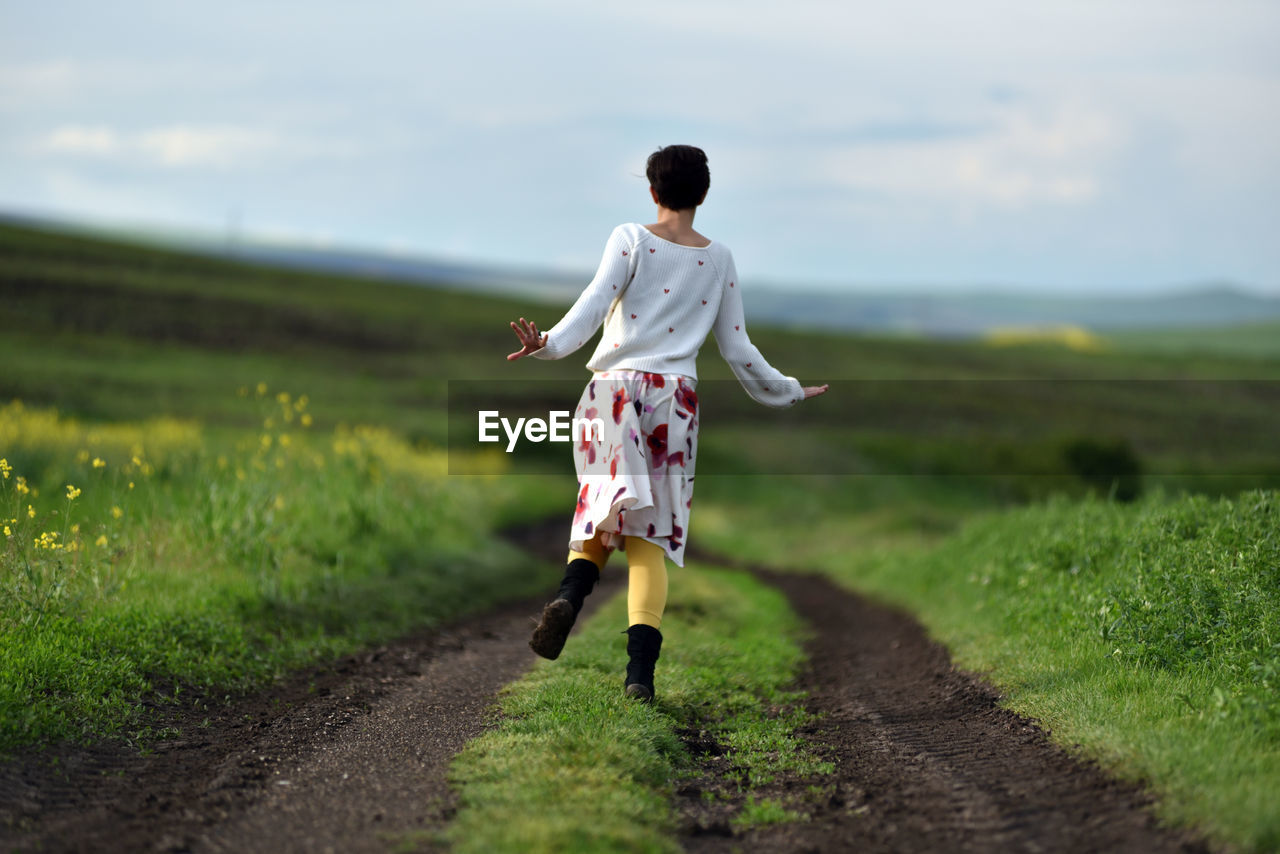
[507,144,828,702]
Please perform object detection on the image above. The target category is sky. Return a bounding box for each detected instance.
[2,1,1278,295]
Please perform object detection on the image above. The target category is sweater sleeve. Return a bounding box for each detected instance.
[711,252,804,408]
[531,225,636,360]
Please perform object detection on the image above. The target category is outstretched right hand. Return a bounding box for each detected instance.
[507,317,548,361]
[802,384,829,400]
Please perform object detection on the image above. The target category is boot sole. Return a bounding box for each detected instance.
[624,683,653,703]
[529,599,575,660]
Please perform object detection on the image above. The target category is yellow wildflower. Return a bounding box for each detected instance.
[111,506,123,519]
[0,458,10,478]
[3,525,10,537]
[92,457,106,469]
[35,531,61,549]
[66,484,82,500]
[95,534,108,547]
[15,476,29,495]
[132,455,143,467]
[294,395,309,411]
[273,494,286,510]
[256,381,268,397]
[128,481,135,490]
[27,505,35,518]
[279,434,292,448]
[260,434,273,450]
[276,391,291,405]
[76,449,90,464]
[71,523,80,534]
[301,413,313,428]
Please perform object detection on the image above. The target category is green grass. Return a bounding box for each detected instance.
[733,795,806,830]
[0,398,565,754]
[697,481,1280,852]
[6,220,1279,483]
[443,563,829,854]
[1107,321,1280,359]
[4,218,1279,848]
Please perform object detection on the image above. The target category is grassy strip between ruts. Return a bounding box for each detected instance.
[696,480,1280,853]
[440,562,831,854]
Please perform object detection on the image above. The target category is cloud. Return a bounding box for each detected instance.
[815,102,1118,210]
[47,125,119,155]
[1104,72,1280,191]
[37,123,283,168]
[4,1,1277,290]
[136,126,279,167]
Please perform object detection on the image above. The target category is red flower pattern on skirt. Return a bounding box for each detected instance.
[573,483,590,524]
[676,379,698,415]
[646,423,668,468]
[567,370,698,566]
[577,406,599,464]
[611,386,629,424]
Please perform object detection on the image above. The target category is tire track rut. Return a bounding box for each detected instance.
[678,565,1211,853]
[1,569,620,853]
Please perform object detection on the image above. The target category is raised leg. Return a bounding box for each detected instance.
[529,531,611,660]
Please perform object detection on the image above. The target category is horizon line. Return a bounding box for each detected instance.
[1,206,1276,301]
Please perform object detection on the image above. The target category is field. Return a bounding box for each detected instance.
[1,220,1277,852]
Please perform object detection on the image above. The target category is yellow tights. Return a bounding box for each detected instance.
[568,533,668,629]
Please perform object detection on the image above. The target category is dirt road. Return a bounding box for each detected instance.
[1,525,1210,853]
[677,566,1208,853]
[0,578,606,854]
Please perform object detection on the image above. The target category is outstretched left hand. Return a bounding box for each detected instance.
[507,317,548,361]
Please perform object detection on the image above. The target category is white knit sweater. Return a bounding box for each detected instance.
[532,223,803,408]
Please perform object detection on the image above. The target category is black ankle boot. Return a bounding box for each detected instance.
[555,558,601,616]
[623,624,663,703]
[529,559,600,660]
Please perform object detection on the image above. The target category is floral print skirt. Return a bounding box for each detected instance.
[569,370,698,566]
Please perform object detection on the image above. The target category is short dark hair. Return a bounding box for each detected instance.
[646,145,710,210]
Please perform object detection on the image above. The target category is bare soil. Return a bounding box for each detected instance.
[0,596,536,853]
[1,522,1214,853]
[675,561,1212,854]
[1,534,621,853]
